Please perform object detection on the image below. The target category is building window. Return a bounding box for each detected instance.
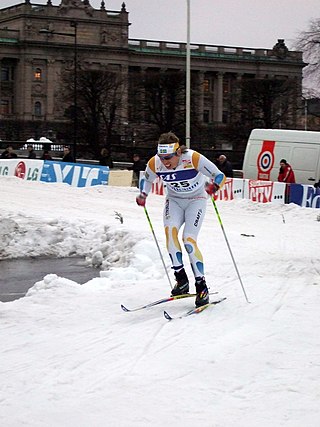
[0,99,10,115]
[34,68,42,81]
[223,80,230,95]
[203,109,210,123]
[34,101,42,116]
[222,110,229,123]
[1,66,10,82]
[203,79,210,93]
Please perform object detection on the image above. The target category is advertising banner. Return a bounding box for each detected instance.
[0,159,43,181]
[215,178,243,201]
[40,161,109,187]
[5,159,318,208]
[152,176,165,195]
[289,184,320,208]
[243,179,286,204]
[139,173,165,195]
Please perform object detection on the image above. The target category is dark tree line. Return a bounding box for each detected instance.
[57,48,314,157]
[59,66,124,157]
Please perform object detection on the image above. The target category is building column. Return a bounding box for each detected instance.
[46,59,56,119]
[17,57,33,119]
[0,58,2,117]
[140,66,148,122]
[213,72,223,122]
[13,58,23,117]
[120,64,129,123]
[197,71,204,122]
[233,72,243,122]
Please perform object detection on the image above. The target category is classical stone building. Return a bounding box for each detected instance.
[0,0,305,161]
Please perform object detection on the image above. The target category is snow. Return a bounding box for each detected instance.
[1,176,320,427]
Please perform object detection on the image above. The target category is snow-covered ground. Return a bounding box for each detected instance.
[1,176,320,427]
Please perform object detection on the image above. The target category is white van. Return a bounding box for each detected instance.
[242,129,320,185]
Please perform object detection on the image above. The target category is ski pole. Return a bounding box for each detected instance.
[143,206,173,290]
[211,196,250,303]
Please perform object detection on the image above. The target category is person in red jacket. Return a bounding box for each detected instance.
[278,159,296,183]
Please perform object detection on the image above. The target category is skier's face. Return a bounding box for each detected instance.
[158,149,181,169]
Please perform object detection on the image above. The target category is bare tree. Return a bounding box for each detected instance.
[232,77,300,130]
[215,77,301,152]
[60,68,124,156]
[129,69,201,144]
[144,69,185,133]
[155,72,184,130]
[296,19,320,95]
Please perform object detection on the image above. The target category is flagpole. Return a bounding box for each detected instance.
[186,0,191,148]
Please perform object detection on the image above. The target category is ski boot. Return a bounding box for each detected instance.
[171,268,189,296]
[195,277,209,307]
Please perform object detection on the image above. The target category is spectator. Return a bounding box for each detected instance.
[40,150,53,160]
[129,152,145,186]
[27,145,36,159]
[62,146,74,163]
[278,159,295,183]
[99,147,114,168]
[1,145,18,159]
[217,154,233,178]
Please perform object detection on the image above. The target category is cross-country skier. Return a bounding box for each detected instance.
[136,132,226,307]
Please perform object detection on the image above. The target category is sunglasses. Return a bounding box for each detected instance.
[158,152,177,161]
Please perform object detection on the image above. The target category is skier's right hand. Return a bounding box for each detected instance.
[136,192,147,207]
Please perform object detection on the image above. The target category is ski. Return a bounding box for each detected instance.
[163,297,227,321]
[121,292,218,313]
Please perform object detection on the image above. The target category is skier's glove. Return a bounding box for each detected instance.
[136,192,147,207]
[205,182,220,195]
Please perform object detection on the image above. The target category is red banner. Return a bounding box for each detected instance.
[249,180,274,203]
[257,140,275,180]
[214,178,234,200]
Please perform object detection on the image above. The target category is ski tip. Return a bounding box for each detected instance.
[212,297,226,304]
[121,304,130,312]
[163,310,173,321]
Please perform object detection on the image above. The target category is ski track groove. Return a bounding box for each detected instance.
[128,322,167,372]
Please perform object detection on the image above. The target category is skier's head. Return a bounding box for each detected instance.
[157,132,180,155]
[157,132,181,169]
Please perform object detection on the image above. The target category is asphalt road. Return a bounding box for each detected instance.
[0,257,99,302]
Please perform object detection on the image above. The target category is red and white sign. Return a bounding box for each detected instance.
[214,178,243,201]
[152,177,164,195]
[243,179,286,204]
[257,140,276,181]
[14,161,27,179]
[248,180,274,203]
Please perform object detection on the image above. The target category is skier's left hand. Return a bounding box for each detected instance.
[205,182,220,195]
